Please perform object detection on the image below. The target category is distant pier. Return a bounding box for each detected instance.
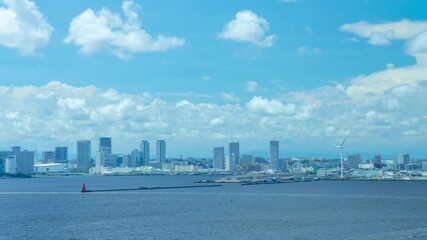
[81,183,222,193]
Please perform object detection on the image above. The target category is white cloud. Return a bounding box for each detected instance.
[218,10,276,47]
[220,92,240,102]
[245,81,258,92]
[64,0,185,58]
[340,19,427,46]
[246,96,295,115]
[298,46,322,56]
[0,0,53,54]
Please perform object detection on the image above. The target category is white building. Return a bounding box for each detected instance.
[5,156,17,174]
[35,163,65,174]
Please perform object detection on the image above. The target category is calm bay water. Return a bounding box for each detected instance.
[0,175,427,240]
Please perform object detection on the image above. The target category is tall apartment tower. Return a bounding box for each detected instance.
[228,142,240,169]
[398,153,410,165]
[156,140,166,164]
[213,147,225,170]
[55,147,68,163]
[140,140,150,166]
[99,137,112,155]
[347,154,361,169]
[77,140,91,172]
[270,140,279,169]
[16,150,35,174]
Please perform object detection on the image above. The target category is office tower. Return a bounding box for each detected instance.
[270,140,279,169]
[398,153,410,165]
[347,154,361,169]
[228,142,240,167]
[374,154,382,168]
[140,140,150,166]
[77,140,91,172]
[156,140,166,164]
[16,150,35,174]
[42,151,55,163]
[131,149,140,168]
[54,147,68,163]
[241,154,254,165]
[11,146,21,155]
[5,155,17,174]
[95,151,105,173]
[99,137,112,154]
[213,147,225,170]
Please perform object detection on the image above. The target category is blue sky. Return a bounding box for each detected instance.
[1,0,427,159]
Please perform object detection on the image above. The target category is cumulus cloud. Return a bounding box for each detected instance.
[220,92,240,102]
[297,46,322,56]
[340,19,427,46]
[245,81,258,92]
[0,79,426,156]
[0,0,53,54]
[64,0,185,58]
[218,10,276,47]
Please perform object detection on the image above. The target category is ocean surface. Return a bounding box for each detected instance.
[0,175,427,240]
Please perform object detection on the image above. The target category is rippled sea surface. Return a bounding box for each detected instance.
[1,175,427,240]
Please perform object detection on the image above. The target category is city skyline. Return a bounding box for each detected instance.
[0,0,426,158]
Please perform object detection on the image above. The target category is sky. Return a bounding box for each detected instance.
[0,0,427,159]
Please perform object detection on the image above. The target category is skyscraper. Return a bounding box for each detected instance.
[156,140,166,164]
[42,151,55,163]
[11,146,21,155]
[347,154,361,169]
[77,140,91,172]
[213,147,225,170]
[16,150,35,174]
[270,140,279,169]
[228,142,240,169]
[99,137,112,154]
[398,153,410,165]
[140,140,150,166]
[54,147,68,163]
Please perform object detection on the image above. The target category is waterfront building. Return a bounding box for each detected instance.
[140,140,150,166]
[77,140,91,172]
[54,147,68,163]
[16,150,35,174]
[422,162,427,172]
[213,147,225,170]
[99,137,112,155]
[42,151,55,163]
[156,140,166,164]
[225,155,232,171]
[398,153,410,165]
[270,140,279,169]
[131,149,140,168]
[95,151,105,173]
[34,163,65,174]
[11,146,21,155]
[347,154,361,169]
[0,151,12,173]
[228,142,240,168]
[5,155,17,174]
[240,154,254,165]
[374,154,382,168]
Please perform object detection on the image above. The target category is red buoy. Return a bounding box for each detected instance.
[81,183,86,192]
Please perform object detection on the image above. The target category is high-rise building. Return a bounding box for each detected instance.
[156,140,166,164]
[99,137,112,155]
[213,147,225,170]
[54,147,68,163]
[241,154,254,165]
[95,151,105,173]
[228,142,240,168]
[398,153,410,165]
[11,146,21,155]
[16,150,35,174]
[374,154,382,167]
[42,151,55,163]
[131,149,140,168]
[347,154,361,169]
[270,140,279,169]
[77,140,91,172]
[5,155,17,174]
[140,140,150,166]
